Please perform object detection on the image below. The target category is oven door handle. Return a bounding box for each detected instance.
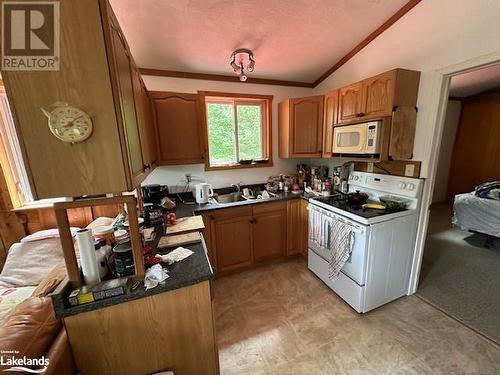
[329,215,365,233]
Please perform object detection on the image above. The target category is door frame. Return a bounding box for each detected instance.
[408,51,500,294]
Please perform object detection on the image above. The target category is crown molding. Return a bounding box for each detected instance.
[138,68,313,88]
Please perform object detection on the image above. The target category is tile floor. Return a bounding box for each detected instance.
[213,257,500,374]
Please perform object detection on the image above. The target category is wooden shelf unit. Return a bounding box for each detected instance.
[54,195,144,288]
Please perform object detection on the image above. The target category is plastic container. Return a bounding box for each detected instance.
[113,241,135,277]
[92,225,115,246]
[94,240,109,279]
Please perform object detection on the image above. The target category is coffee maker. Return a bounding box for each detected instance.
[142,184,169,205]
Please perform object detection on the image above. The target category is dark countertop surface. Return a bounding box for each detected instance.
[52,235,214,319]
[170,190,315,217]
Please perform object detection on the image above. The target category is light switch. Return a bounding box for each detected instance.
[405,164,415,177]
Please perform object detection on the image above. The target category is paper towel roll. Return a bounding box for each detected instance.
[75,229,101,286]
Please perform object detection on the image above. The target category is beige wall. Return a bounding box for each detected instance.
[312,0,500,178]
[432,100,461,203]
[141,76,312,190]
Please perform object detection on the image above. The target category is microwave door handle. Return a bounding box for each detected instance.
[358,129,368,154]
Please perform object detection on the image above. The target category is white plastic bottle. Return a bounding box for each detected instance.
[75,229,101,286]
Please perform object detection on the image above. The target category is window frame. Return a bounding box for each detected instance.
[199,91,273,171]
[0,84,33,208]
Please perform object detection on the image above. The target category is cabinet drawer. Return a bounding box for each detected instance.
[211,206,253,220]
[252,201,286,215]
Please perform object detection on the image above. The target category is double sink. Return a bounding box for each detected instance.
[210,186,278,206]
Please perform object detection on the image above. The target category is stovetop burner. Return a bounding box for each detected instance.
[312,195,407,219]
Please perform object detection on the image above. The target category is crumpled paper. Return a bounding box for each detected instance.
[155,247,194,265]
[144,264,169,290]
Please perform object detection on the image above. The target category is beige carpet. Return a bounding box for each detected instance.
[417,203,500,344]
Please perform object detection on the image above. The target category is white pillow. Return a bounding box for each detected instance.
[20,227,81,243]
[0,238,65,288]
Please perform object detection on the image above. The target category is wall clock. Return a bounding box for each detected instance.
[41,103,93,143]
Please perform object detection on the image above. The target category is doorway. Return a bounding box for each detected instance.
[417,63,500,345]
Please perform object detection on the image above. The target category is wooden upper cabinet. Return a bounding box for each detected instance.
[132,67,156,169]
[1,0,150,199]
[279,95,324,158]
[107,18,145,186]
[322,90,339,157]
[150,92,205,165]
[362,70,396,118]
[338,69,420,125]
[339,82,363,123]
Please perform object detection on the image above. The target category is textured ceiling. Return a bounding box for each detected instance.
[109,0,409,82]
[449,64,500,98]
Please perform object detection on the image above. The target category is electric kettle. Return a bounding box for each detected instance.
[195,183,213,204]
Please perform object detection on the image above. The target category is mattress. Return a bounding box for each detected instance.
[453,192,500,237]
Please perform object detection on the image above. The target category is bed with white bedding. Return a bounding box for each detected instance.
[453,192,500,238]
[0,230,70,319]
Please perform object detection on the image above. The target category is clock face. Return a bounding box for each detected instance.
[47,106,92,143]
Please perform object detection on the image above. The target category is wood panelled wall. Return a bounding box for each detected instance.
[20,204,123,234]
[448,91,500,199]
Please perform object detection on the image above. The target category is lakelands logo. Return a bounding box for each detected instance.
[1,1,60,70]
[0,351,48,373]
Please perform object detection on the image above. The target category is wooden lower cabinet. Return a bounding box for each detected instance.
[286,199,309,256]
[300,199,309,257]
[202,200,307,274]
[64,281,219,375]
[253,209,286,262]
[214,215,253,272]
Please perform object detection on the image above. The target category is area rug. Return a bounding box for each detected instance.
[417,204,500,345]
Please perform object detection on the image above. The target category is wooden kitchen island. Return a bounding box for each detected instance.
[52,240,219,375]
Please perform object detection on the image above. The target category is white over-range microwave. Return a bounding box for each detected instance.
[332,121,382,155]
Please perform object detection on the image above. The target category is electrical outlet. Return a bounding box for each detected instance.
[367,162,374,173]
[405,164,415,177]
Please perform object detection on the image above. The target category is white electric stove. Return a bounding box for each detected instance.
[308,171,424,313]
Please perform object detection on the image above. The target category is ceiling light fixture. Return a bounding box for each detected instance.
[230,48,255,82]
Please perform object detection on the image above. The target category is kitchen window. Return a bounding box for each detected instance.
[0,86,33,207]
[200,92,272,170]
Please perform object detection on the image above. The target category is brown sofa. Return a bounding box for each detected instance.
[0,264,77,374]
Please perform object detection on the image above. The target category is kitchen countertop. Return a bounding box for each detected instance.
[171,190,315,217]
[51,235,214,319]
